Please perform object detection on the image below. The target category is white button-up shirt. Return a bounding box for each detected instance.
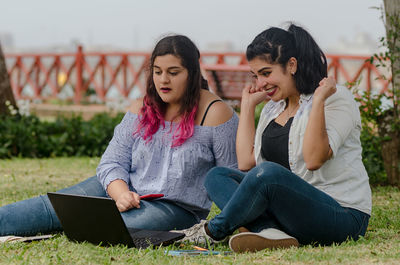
[254,85,372,215]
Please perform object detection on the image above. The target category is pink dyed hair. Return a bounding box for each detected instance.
[134,96,198,147]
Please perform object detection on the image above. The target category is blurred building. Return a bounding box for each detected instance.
[0,32,15,51]
[326,31,381,55]
[205,41,235,52]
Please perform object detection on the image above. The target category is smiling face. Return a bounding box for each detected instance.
[153,54,189,106]
[248,56,299,102]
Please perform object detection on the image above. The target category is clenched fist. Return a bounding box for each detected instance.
[115,190,141,212]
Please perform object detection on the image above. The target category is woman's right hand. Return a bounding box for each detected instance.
[241,84,270,108]
[107,179,141,212]
[115,191,141,212]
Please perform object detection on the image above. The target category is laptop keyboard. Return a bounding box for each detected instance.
[132,237,162,248]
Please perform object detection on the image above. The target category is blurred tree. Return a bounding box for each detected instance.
[354,1,399,186]
[384,0,400,98]
[381,0,400,185]
[0,43,17,115]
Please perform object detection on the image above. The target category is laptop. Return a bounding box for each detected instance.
[47,192,185,248]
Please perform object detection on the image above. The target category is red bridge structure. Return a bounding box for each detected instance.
[5,46,391,105]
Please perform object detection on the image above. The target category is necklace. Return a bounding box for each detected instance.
[286,102,299,122]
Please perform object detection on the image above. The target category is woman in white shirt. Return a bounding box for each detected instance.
[178,23,372,253]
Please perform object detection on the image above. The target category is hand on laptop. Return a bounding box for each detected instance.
[115,191,141,212]
[106,179,141,212]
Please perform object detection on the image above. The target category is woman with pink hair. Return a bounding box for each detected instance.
[0,35,238,236]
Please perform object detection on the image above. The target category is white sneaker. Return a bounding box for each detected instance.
[229,228,299,253]
[173,220,225,246]
[0,234,53,243]
[0,236,23,243]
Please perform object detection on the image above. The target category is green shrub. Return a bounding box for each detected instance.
[236,102,265,128]
[359,119,386,185]
[0,113,124,158]
[254,102,265,127]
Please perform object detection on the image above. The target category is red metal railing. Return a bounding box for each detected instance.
[6,47,150,103]
[5,46,391,103]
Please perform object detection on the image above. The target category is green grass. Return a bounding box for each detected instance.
[1,158,399,264]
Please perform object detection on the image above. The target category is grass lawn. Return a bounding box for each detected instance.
[1,157,399,264]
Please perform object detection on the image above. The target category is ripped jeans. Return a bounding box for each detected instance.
[205,162,370,245]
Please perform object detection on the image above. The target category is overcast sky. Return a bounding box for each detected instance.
[1,0,385,52]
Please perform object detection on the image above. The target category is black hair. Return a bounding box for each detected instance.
[145,34,208,116]
[246,23,327,94]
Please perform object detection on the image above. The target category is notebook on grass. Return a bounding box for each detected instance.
[47,192,184,248]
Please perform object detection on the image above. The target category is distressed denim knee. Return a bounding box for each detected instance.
[244,161,286,189]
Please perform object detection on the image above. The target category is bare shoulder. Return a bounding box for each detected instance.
[127,98,144,114]
[198,90,233,126]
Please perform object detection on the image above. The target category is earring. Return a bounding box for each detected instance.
[291,72,295,76]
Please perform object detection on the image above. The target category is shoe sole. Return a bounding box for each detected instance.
[238,227,250,233]
[229,233,299,253]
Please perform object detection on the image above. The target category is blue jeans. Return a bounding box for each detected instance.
[205,162,370,245]
[0,176,198,236]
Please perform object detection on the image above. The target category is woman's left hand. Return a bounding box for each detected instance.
[314,77,337,102]
[303,76,336,170]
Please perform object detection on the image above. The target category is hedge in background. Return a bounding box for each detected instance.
[359,118,387,185]
[0,113,124,158]
[1,109,386,185]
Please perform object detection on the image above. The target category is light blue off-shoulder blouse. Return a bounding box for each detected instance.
[96,111,238,219]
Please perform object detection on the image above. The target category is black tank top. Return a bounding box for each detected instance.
[200,99,221,126]
[261,117,294,170]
